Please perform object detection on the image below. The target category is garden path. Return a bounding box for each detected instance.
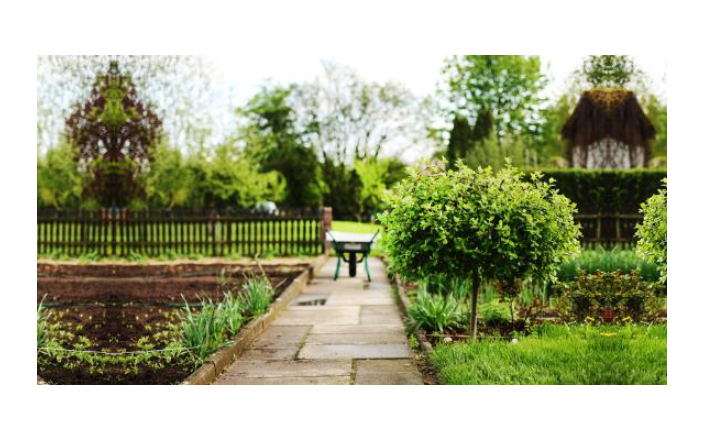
[215,258,423,385]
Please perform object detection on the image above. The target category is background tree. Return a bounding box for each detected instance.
[446,115,472,169]
[540,94,578,165]
[294,61,425,165]
[439,55,548,148]
[240,86,326,208]
[65,61,163,206]
[37,141,89,209]
[144,144,197,209]
[581,55,635,88]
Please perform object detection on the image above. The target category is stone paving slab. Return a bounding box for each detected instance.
[360,305,405,326]
[298,343,412,360]
[306,332,408,345]
[308,323,404,334]
[325,294,395,306]
[218,360,351,379]
[225,376,351,385]
[353,360,424,385]
[274,307,360,326]
[249,325,310,350]
[237,348,299,361]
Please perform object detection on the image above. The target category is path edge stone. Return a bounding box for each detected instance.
[181,254,328,385]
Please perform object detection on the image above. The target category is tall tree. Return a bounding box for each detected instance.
[446,115,472,168]
[240,86,326,208]
[294,61,426,165]
[440,55,547,145]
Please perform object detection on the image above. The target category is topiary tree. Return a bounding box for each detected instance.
[636,179,667,282]
[379,160,581,338]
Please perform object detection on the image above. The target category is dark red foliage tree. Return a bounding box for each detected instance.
[65,61,163,206]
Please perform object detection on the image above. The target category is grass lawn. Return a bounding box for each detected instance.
[430,324,667,385]
[330,220,382,234]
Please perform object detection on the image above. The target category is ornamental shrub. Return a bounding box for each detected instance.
[636,179,667,282]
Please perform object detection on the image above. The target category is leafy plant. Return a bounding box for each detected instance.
[636,179,667,282]
[219,291,245,336]
[37,297,50,348]
[407,288,462,334]
[380,160,580,338]
[477,301,512,327]
[554,271,662,322]
[241,276,274,316]
[178,297,227,361]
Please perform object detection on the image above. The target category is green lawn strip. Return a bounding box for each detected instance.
[429,324,667,385]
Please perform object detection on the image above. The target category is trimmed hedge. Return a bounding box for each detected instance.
[539,169,667,214]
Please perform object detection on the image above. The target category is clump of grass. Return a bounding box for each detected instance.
[37,297,50,348]
[177,277,274,362]
[178,298,227,361]
[241,276,274,316]
[219,291,244,335]
[430,324,667,385]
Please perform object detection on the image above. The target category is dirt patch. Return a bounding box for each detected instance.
[37,262,306,385]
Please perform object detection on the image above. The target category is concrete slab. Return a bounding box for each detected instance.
[274,307,360,326]
[309,324,405,334]
[224,376,351,385]
[249,325,310,350]
[220,360,352,378]
[298,343,412,360]
[237,348,298,361]
[306,332,408,345]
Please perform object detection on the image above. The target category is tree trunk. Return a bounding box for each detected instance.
[470,271,481,340]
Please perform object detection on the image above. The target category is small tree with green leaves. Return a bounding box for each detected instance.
[636,179,667,282]
[379,161,580,338]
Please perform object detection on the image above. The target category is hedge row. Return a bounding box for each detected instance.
[539,169,667,214]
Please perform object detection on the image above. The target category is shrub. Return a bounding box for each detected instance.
[380,160,580,338]
[556,248,661,283]
[636,180,667,282]
[540,169,667,214]
[477,301,512,327]
[554,271,662,322]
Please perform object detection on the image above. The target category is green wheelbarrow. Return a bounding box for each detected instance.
[326,230,380,281]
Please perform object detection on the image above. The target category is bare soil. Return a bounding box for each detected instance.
[37,262,305,385]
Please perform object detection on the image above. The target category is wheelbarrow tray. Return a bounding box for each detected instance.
[326,231,379,281]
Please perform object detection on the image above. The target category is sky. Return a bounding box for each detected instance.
[205,54,667,105]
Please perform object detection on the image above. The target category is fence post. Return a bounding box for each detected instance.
[320,207,333,254]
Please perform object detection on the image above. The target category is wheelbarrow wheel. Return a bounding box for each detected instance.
[349,252,357,277]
